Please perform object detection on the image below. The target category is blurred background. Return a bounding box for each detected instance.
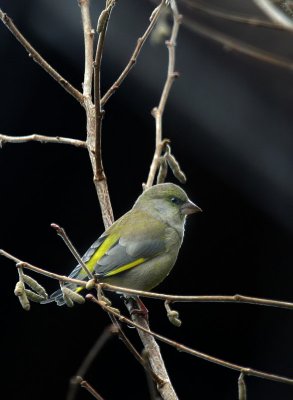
[1,0,293,399]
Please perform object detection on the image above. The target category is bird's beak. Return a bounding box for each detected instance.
[181,200,202,215]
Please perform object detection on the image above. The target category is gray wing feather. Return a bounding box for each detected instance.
[67,235,108,279]
[95,236,165,277]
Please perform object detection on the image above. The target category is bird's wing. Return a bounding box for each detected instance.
[67,235,108,280]
[43,211,166,305]
[89,210,167,278]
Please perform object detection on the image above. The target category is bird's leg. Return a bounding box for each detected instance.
[124,296,149,321]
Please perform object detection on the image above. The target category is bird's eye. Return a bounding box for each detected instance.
[171,197,182,205]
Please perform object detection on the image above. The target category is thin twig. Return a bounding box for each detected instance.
[183,17,293,70]
[0,249,86,286]
[2,249,293,312]
[109,314,165,386]
[51,223,93,279]
[146,0,182,189]
[78,378,105,400]
[185,0,289,30]
[253,0,293,28]
[0,9,84,105]
[101,283,293,310]
[67,325,115,400]
[0,134,86,148]
[101,0,166,106]
[88,294,293,387]
[79,0,94,99]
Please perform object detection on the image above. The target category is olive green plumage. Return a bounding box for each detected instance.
[46,183,201,306]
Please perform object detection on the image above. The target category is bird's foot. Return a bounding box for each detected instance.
[124,296,149,321]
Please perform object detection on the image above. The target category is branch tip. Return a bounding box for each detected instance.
[50,222,61,233]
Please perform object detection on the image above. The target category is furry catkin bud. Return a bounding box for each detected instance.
[157,156,168,184]
[25,289,45,303]
[238,373,247,400]
[167,310,182,327]
[19,294,30,311]
[63,293,74,308]
[14,281,25,296]
[62,287,85,304]
[23,274,48,299]
[165,300,182,327]
[166,152,186,183]
[96,9,109,33]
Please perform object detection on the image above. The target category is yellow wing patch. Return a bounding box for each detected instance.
[105,257,145,277]
[86,234,119,272]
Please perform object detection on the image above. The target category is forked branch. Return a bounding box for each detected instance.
[90,294,293,387]
[146,0,182,189]
[0,9,84,105]
[183,17,293,70]
[101,0,166,106]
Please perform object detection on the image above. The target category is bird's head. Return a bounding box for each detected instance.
[134,183,201,229]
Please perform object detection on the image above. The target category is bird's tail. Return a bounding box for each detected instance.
[41,264,85,306]
[41,287,66,306]
[41,280,81,306]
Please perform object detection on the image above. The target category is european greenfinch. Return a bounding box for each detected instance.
[46,183,201,305]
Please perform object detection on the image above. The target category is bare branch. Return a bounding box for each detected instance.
[0,9,84,105]
[79,0,94,99]
[108,314,165,386]
[78,2,114,229]
[4,246,293,390]
[101,0,166,106]
[185,0,289,30]
[0,133,86,148]
[124,297,178,400]
[78,378,105,400]
[89,294,293,387]
[3,248,293,313]
[146,0,182,189]
[142,349,163,400]
[253,0,293,28]
[67,325,115,400]
[94,0,115,174]
[101,283,293,310]
[183,17,293,70]
[51,223,94,279]
[90,1,116,229]
[0,249,86,287]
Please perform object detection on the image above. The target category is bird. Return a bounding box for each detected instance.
[45,183,201,306]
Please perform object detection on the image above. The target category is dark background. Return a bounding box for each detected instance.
[1,1,293,399]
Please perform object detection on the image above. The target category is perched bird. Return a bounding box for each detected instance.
[46,183,201,305]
